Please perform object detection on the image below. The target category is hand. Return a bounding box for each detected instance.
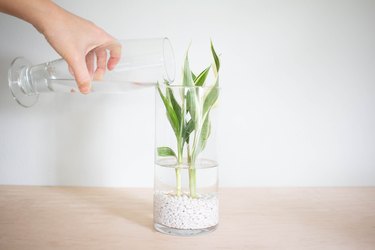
[0,0,121,94]
[39,9,121,94]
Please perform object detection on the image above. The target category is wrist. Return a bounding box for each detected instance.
[31,1,66,35]
[0,0,62,34]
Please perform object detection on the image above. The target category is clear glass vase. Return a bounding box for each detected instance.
[8,38,175,107]
[154,84,219,236]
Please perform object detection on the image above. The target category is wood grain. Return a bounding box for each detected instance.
[0,186,374,250]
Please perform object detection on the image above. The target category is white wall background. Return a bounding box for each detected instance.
[0,0,374,187]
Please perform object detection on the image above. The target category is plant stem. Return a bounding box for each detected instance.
[175,167,181,196]
[175,89,187,197]
[176,144,182,196]
[189,167,197,198]
[187,146,196,198]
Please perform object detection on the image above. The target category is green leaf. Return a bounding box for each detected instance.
[194,65,211,86]
[183,49,200,129]
[184,52,198,123]
[157,85,180,136]
[183,119,195,144]
[163,79,170,85]
[166,87,181,125]
[199,115,211,152]
[196,114,211,154]
[210,41,220,76]
[203,83,219,117]
[157,147,177,157]
[186,89,195,115]
[183,52,194,87]
[191,72,197,82]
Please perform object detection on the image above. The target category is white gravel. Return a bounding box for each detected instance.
[153,191,219,230]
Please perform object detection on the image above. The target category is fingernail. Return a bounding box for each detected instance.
[79,85,90,94]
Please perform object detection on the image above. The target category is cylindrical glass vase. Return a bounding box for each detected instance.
[154,84,219,236]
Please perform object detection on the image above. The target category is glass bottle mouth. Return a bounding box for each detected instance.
[162,37,176,83]
[8,57,39,108]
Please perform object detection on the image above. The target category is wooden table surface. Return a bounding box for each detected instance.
[0,186,374,250]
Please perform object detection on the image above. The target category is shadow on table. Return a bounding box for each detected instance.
[58,187,154,230]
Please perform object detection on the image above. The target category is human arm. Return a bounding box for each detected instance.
[0,0,121,93]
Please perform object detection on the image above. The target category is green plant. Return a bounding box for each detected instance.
[157,42,220,198]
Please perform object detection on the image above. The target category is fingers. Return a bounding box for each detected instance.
[86,50,95,78]
[67,40,121,93]
[69,55,92,94]
[93,48,107,80]
[107,42,122,71]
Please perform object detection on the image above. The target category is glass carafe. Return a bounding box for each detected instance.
[8,38,175,107]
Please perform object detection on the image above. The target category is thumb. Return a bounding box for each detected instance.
[68,56,92,94]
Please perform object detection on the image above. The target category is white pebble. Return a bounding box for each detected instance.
[153,191,219,230]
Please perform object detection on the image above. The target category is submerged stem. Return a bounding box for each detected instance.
[176,139,183,196]
[175,167,181,196]
[187,144,197,198]
[189,168,197,198]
